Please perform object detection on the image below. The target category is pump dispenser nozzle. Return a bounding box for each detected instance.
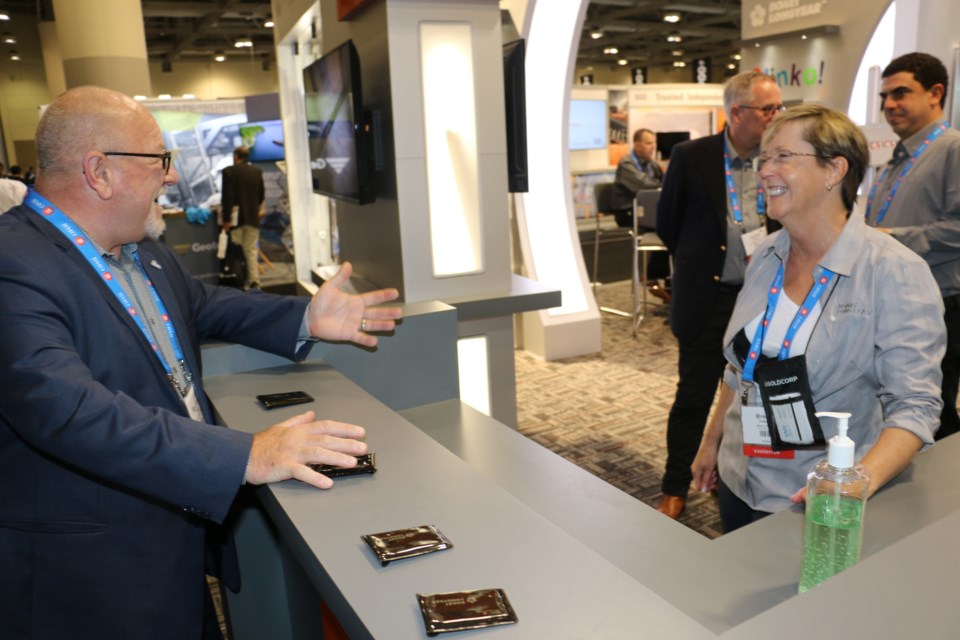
[815,411,854,469]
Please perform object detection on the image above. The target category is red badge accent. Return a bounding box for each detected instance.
[762,319,769,327]
[819,276,828,284]
[783,339,790,348]
[42,207,54,216]
[162,314,169,322]
[103,272,113,281]
[800,307,808,316]
[75,237,86,246]
[770,286,779,294]
[129,308,137,316]
[743,445,795,459]
[749,351,758,360]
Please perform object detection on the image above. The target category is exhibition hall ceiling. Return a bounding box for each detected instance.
[577,0,743,75]
[3,0,742,73]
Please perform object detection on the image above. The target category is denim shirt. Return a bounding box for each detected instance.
[717,210,945,512]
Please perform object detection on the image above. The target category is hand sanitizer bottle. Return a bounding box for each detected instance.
[798,411,871,593]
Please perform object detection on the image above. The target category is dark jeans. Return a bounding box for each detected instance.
[661,286,739,497]
[937,294,960,440]
[717,477,772,533]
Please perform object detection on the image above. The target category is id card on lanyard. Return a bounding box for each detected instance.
[24,191,195,400]
[723,137,767,258]
[740,263,834,458]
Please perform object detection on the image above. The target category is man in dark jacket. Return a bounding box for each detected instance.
[221,146,265,289]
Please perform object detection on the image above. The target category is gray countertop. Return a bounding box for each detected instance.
[206,362,960,639]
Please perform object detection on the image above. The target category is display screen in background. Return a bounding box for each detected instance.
[239,119,285,162]
[568,99,608,151]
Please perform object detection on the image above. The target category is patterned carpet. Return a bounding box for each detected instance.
[515,280,724,540]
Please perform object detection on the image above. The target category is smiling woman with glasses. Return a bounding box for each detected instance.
[103,150,173,174]
[691,103,945,535]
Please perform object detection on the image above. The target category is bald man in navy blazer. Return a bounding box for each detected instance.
[655,72,783,520]
[0,87,401,639]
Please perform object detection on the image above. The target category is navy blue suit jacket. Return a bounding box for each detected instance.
[0,203,311,638]
[656,132,730,342]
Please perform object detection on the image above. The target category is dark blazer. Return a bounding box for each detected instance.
[657,132,729,342]
[221,162,265,227]
[0,204,311,638]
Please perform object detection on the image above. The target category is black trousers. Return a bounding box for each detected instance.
[661,286,739,497]
[937,294,960,440]
[717,477,772,533]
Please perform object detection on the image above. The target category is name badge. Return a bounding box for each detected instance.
[741,405,795,459]
[741,226,767,257]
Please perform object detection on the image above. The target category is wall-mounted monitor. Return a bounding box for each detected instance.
[302,39,375,204]
[239,119,285,163]
[568,99,607,151]
[656,131,691,160]
[503,39,528,193]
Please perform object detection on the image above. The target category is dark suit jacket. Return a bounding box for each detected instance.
[656,132,729,342]
[0,204,311,638]
[611,151,663,213]
[656,132,780,342]
[221,162,265,228]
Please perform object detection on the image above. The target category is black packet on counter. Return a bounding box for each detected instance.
[361,524,452,566]
[417,588,518,636]
[309,453,376,478]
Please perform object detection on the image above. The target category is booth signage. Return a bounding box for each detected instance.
[628,84,723,107]
[742,0,843,39]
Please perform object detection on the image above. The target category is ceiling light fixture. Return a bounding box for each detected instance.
[663,12,681,23]
[234,37,253,48]
[666,33,682,43]
[590,31,603,39]
[9,50,18,61]
[727,63,736,69]
[603,47,619,55]
[264,19,275,28]
[672,50,684,56]
[214,51,226,62]
[617,58,628,66]
[731,53,742,60]
[0,10,9,21]
[673,61,686,67]
[1,33,14,44]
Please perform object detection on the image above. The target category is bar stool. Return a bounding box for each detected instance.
[630,191,670,336]
[591,182,633,317]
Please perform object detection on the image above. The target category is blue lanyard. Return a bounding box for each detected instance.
[630,151,654,178]
[25,191,193,395]
[723,135,766,224]
[741,262,835,384]
[866,121,948,225]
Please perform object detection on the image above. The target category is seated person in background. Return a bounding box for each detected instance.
[611,128,663,228]
[691,104,945,533]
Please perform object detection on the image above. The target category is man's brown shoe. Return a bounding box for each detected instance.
[656,495,686,520]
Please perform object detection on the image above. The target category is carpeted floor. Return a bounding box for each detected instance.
[514,280,724,540]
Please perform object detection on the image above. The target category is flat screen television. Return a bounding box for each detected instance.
[568,99,607,151]
[302,39,374,204]
[239,119,285,162]
[503,39,528,193]
[656,131,691,161]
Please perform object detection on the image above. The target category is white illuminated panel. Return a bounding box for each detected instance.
[420,22,483,278]
[457,335,491,416]
[521,0,590,316]
[849,2,895,125]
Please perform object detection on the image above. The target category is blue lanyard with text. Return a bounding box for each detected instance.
[866,121,948,225]
[24,191,193,395]
[741,262,835,385]
[723,136,766,224]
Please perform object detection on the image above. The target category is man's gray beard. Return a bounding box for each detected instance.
[145,211,167,240]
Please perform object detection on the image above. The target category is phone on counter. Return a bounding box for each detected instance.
[310,453,377,478]
[256,391,315,410]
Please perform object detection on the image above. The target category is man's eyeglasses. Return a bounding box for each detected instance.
[103,150,173,175]
[738,103,786,117]
[756,150,830,171]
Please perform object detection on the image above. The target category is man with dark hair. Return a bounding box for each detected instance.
[867,51,960,440]
[611,128,663,228]
[655,71,783,519]
[221,145,265,290]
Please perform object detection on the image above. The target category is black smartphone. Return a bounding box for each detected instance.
[310,453,378,478]
[256,391,315,410]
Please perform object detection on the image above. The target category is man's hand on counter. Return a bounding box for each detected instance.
[245,410,368,489]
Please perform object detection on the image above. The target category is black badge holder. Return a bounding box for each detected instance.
[754,355,826,451]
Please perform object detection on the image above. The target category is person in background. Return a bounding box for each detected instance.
[611,127,663,228]
[866,52,960,441]
[692,104,944,532]
[0,174,27,213]
[221,146,266,290]
[654,71,783,520]
[0,85,402,638]
[7,165,25,183]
